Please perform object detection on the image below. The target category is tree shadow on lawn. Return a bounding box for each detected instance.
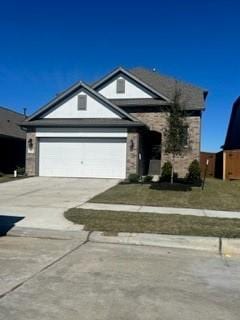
[0,215,24,236]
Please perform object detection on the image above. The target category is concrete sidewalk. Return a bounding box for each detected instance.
[79,202,240,219]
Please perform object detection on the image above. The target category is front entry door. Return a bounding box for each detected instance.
[148,143,161,175]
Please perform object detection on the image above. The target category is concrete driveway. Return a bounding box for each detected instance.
[0,177,118,231]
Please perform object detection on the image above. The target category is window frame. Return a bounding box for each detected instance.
[78,95,87,110]
[116,78,125,94]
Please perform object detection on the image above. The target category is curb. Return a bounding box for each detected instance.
[6,226,87,240]
[222,238,240,256]
[4,227,240,256]
[89,231,240,255]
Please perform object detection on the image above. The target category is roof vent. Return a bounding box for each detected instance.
[23,107,27,118]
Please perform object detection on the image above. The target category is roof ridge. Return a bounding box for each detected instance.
[0,105,25,117]
[129,67,207,92]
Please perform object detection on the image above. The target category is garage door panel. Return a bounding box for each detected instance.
[39,138,126,179]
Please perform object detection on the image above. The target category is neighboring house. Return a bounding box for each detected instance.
[20,67,207,179]
[222,96,240,180]
[0,106,26,173]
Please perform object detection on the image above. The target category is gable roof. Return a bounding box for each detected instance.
[129,67,208,110]
[223,96,240,150]
[92,67,171,102]
[26,81,137,122]
[0,106,26,140]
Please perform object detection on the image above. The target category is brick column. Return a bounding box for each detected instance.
[126,131,139,176]
[25,129,37,176]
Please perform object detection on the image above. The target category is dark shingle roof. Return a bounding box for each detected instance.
[109,98,170,107]
[20,118,146,128]
[128,67,207,110]
[223,97,240,150]
[0,106,26,139]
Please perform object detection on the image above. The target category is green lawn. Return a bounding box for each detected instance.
[0,175,26,184]
[65,208,240,238]
[90,178,240,212]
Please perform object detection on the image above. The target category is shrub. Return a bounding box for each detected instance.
[143,175,153,183]
[16,166,25,176]
[160,162,179,182]
[0,171,3,177]
[186,160,201,184]
[161,161,172,182]
[128,173,140,183]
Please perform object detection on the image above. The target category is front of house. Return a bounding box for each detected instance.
[21,67,207,179]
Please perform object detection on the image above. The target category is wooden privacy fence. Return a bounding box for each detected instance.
[224,150,240,180]
[200,152,216,177]
[200,151,223,179]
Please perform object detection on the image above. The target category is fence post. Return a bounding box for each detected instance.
[202,159,209,190]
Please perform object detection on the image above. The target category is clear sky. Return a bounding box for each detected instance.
[0,0,240,152]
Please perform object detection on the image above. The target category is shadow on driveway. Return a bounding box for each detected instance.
[0,215,24,236]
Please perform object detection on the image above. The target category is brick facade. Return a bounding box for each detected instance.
[128,111,201,177]
[126,131,139,176]
[25,113,201,178]
[25,130,37,176]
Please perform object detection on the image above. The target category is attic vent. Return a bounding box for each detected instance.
[116,79,125,94]
[78,95,87,110]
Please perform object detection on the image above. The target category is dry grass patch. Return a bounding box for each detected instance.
[90,179,240,212]
[65,208,240,238]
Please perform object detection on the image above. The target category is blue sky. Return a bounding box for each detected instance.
[0,0,240,151]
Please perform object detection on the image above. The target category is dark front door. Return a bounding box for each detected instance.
[142,131,162,175]
[148,142,161,175]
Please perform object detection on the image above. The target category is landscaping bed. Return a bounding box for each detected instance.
[0,175,27,184]
[90,178,240,212]
[65,208,240,238]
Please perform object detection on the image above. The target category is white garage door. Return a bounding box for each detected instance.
[39,138,127,179]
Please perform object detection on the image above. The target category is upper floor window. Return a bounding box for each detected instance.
[78,95,87,110]
[116,79,125,94]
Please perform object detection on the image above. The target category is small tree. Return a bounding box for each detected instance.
[164,89,188,184]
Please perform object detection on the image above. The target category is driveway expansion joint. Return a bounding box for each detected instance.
[0,232,91,300]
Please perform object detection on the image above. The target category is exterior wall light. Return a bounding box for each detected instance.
[130,139,134,151]
[28,138,34,153]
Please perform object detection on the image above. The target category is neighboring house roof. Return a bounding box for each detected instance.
[26,81,138,123]
[0,106,26,140]
[20,118,146,128]
[223,97,240,150]
[129,67,208,110]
